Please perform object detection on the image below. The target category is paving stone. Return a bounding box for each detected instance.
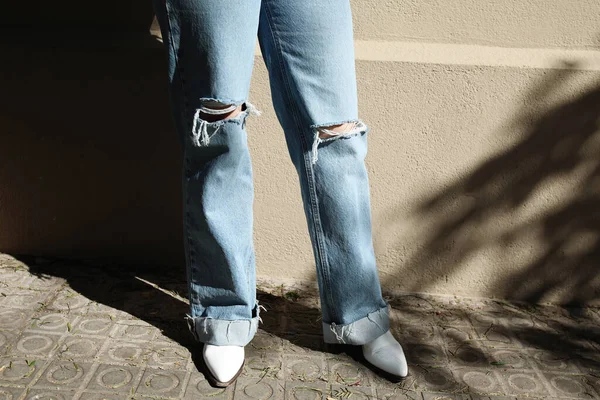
[26,313,80,335]
[328,384,375,400]
[0,308,35,333]
[2,254,600,399]
[248,331,284,355]
[146,342,190,371]
[9,332,63,359]
[233,376,283,400]
[135,368,187,398]
[182,370,233,399]
[391,324,439,345]
[493,369,552,397]
[243,352,283,380]
[109,322,158,343]
[407,365,462,394]
[97,340,148,368]
[31,359,93,390]
[405,343,449,366]
[22,388,78,400]
[486,348,535,370]
[0,357,47,387]
[540,371,600,399]
[0,386,26,400]
[375,388,423,400]
[55,335,105,361]
[72,317,115,338]
[284,380,327,400]
[526,348,581,373]
[472,325,520,349]
[327,356,373,387]
[421,392,470,399]
[451,367,504,396]
[84,364,142,394]
[0,289,56,311]
[283,355,326,383]
[77,392,131,400]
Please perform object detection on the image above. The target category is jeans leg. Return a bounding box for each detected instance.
[258,0,389,345]
[152,0,264,346]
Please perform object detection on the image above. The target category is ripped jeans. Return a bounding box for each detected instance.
[152,0,390,346]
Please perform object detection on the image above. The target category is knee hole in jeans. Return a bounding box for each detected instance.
[317,121,359,139]
[198,100,243,122]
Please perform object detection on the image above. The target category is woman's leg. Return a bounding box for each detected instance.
[257,0,389,345]
[258,0,407,378]
[152,0,263,347]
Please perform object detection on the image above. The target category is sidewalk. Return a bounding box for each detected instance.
[0,253,599,399]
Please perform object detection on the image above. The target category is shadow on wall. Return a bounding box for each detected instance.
[1,1,155,33]
[0,20,184,265]
[396,62,600,306]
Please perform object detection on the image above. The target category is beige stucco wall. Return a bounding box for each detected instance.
[1,1,600,305]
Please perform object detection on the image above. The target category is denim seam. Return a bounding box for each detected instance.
[164,1,192,138]
[263,3,338,323]
[164,1,198,326]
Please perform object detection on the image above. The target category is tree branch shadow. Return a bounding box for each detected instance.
[395,62,600,306]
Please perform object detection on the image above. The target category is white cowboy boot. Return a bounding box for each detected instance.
[203,344,245,387]
[362,330,408,378]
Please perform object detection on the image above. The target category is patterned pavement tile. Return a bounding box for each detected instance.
[391,324,439,346]
[328,384,375,400]
[471,325,520,349]
[540,372,600,399]
[526,348,581,374]
[84,364,142,394]
[30,359,94,390]
[283,380,327,400]
[0,330,19,357]
[0,358,48,387]
[405,342,449,366]
[486,348,536,371]
[108,322,157,344]
[72,317,115,338]
[146,342,190,371]
[0,308,36,333]
[326,356,373,387]
[493,369,552,398]
[181,370,233,399]
[375,387,423,400]
[134,368,187,398]
[22,388,78,400]
[282,355,326,383]
[8,332,63,359]
[0,289,56,311]
[406,365,462,394]
[233,376,283,400]
[243,352,283,380]
[421,392,471,399]
[77,392,131,400]
[451,367,504,396]
[55,335,105,362]
[96,340,148,368]
[0,386,27,400]
[2,255,600,400]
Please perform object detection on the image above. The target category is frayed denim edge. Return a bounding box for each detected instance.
[310,119,369,165]
[185,299,265,346]
[322,303,390,345]
[191,101,261,147]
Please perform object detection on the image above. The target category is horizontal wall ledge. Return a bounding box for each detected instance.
[253,40,600,71]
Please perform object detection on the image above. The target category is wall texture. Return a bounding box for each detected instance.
[1,1,600,305]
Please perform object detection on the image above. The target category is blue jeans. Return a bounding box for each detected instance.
[152,0,390,346]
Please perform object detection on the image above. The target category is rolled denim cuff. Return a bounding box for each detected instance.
[185,300,262,346]
[322,303,390,345]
